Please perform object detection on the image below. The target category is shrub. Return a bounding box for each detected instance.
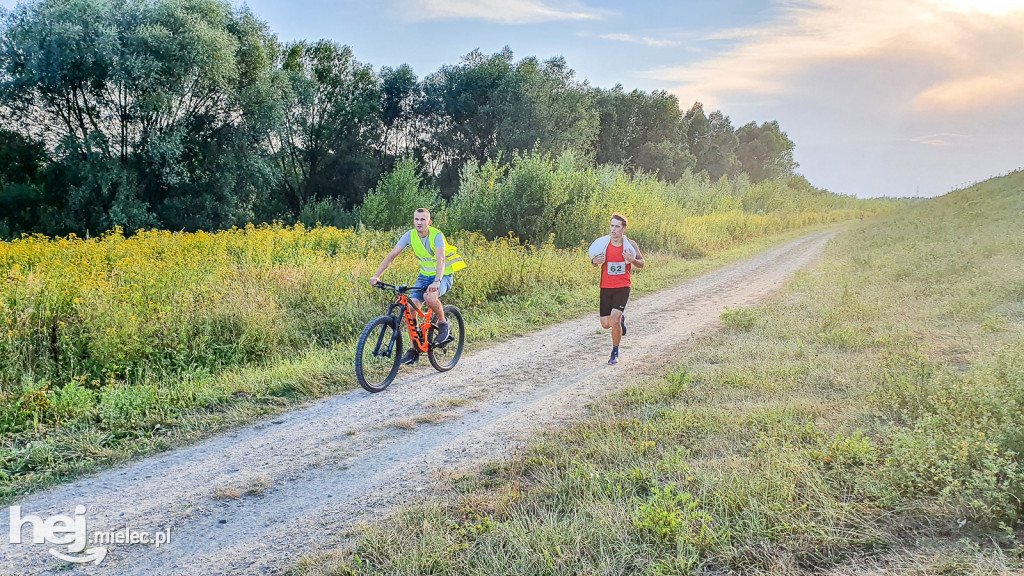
[297,199,356,229]
[50,380,96,424]
[358,157,438,230]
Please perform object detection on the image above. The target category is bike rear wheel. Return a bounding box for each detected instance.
[355,315,402,393]
[427,305,465,372]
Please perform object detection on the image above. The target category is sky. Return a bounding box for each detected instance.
[3,0,1023,198]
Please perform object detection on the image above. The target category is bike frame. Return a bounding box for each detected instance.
[394,292,435,353]
[372,286,435,361]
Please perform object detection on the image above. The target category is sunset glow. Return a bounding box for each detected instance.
[933,0,1024,16]
[642,0,1024,115]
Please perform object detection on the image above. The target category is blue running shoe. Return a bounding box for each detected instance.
[608,346,619,365]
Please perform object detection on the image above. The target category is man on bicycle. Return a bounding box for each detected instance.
[589,213,644,365]
[370,208,466,365]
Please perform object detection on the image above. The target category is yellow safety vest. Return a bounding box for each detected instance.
[409,226,466,277]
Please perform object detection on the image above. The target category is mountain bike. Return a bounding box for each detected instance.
[354,282,465,393]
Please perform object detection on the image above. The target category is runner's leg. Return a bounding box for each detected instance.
[609,309,623,346]
[599,288,613,329]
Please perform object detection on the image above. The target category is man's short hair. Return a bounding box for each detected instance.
[611,213,628,227]
[414,207,430,217]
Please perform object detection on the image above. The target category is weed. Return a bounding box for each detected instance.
[721,306,757,331]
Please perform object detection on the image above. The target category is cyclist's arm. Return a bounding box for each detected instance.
[431,252,446,290]
[429,235,446,291]
[370,245,404,283]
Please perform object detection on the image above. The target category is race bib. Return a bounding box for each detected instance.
[606,261,627,275]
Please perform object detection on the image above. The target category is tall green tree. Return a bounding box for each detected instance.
[379,64,421,160]
[419,48,598,194]
[736,120,798,182]
[594,86,694,180]
[274,40,381,213]
[0,0,283,232]
[418,48,515,190]
[684,102,739,181]
[494,56,598,161]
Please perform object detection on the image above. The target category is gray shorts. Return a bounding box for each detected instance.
[410,273,453,302]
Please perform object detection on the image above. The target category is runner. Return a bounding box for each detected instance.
[370,208,466,365]
[589,213,645,365]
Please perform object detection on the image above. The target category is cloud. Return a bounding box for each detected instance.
[599,32,636,42]
[639,0,1024,114]
[641,36,682,47]
[913,74,1024,111]
[594,32,683,47]
[401,0,603,24]
[910,133,970,147]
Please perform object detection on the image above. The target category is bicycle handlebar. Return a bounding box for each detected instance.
[371,281,409,293]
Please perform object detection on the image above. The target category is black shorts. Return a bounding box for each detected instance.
[600,287,631,317]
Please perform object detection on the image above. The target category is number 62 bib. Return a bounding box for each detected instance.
[606,261,627,275]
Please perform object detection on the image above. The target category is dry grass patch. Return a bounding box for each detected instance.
[213,486,243,500]
[213,476,272,500]
[389,418,417,431]
[245,476,272,496]
[413,413,455,426]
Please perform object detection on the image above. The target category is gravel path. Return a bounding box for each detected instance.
[1,229,838,575]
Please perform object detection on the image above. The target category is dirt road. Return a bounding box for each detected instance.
[1,229,839,575]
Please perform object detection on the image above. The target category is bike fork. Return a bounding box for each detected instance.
[373,317,401,357]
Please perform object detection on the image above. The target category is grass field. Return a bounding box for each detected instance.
[294,172,1024,575]
[0,188,891,503]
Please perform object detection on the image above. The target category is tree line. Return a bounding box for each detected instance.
[0,0,799,238]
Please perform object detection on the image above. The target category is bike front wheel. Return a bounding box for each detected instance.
[355,315,402,393]
[428,305,465,372]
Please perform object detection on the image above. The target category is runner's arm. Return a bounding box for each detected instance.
[626,239,645,269]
